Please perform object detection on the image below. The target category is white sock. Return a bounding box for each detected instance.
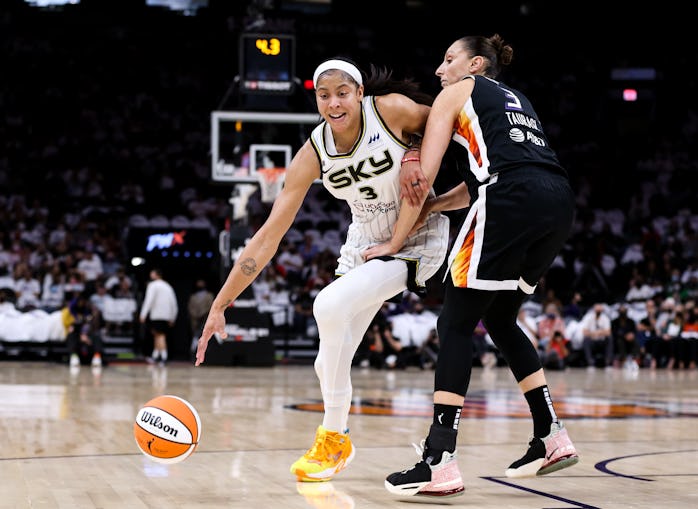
[322,406,345,433]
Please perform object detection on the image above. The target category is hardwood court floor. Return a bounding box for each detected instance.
[1,360,697,509]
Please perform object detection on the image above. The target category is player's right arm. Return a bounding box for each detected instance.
[195,141,320,366]
[364,80,471,260]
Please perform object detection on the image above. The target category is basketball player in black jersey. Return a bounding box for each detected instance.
[365,34,579,498]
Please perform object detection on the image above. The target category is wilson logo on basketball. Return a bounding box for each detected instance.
[134,395,201,464]
[139,411,180,437]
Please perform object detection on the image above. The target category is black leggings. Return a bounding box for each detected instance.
[434,281,542,395]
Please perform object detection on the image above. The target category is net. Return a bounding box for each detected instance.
[257,167,286,204]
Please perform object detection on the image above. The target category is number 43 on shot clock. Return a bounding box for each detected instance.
[239,33,296,95]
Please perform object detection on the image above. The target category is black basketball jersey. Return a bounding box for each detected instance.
[448,75,566,194]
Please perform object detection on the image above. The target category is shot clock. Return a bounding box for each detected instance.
[239,33,296,95]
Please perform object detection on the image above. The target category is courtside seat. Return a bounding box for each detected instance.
[102,296,137,324]
[149,214,170,228]
[128,214,149,227]
[102,296,137,338]
[170,215,192,228]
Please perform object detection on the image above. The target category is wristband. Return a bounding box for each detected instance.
[401,156,421,164]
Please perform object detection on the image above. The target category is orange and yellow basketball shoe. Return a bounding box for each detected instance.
[291,425,355,482]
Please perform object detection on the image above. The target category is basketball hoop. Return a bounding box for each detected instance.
[257,167,286,204]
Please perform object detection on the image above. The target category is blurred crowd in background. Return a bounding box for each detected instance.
[1,1,697,368]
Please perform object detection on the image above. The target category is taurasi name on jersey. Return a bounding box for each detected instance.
[505,111,540,131]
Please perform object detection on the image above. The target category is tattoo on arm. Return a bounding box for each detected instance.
[218,299,232,311]
[238,257,258,276]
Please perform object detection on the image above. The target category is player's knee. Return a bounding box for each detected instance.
[312,286,345,323]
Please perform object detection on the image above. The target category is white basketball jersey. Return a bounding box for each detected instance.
[309,96,449,286]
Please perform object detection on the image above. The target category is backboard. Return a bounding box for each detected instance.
[210,110,320,183]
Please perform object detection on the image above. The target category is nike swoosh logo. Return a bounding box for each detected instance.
[546,447,559,460]
[437,413,443,425]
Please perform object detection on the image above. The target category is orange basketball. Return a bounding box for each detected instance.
[134,394,201,464]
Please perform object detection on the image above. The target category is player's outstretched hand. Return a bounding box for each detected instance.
[194,311,227,366]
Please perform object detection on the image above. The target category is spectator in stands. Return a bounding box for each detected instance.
[376,319,415,370]
[70,218,94,254]
[637,316,659,368]
[354,307,404,368]
[298,232,321,265]
[139,268,178,366]
[611,303,639,368]
[539,287,564,315]
[563,291,584,321]
[252,264,287,301]
[13,263,41,311]
[630,298,658,366]
[187,278,214,344]
[581,302,613,368]
[118,178,145,210]
[27,241,54,273]
[0,264,16,297]
[0,239,19,271]
[679,221,698,261]
[254,271,293,331]
[388,298,439,364]
[76,246,104,294]
[64,292,104,369]
[101,249,122,278]
[89,280,110,318]
[658,302,684,369]
[679,303,698,369]
[536,302,567,353]
[419,327,440,370]
[47,219,69,249]
[291,289,316,338]
[41,261,66,312]
[63,268,86,299]
[679,273,698,302]
[277,240,305,288]
[105,266,132,293]
[100,284,137,337]
[639,297,659,332]
[625,274,655,304]
[541,331,569,370]
[303,265,333,299]
[355,321,387,369]
[112,274,136,300]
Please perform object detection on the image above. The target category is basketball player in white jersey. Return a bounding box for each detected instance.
[194,57,449,482]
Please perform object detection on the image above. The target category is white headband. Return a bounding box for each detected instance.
[312,59,363,88]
